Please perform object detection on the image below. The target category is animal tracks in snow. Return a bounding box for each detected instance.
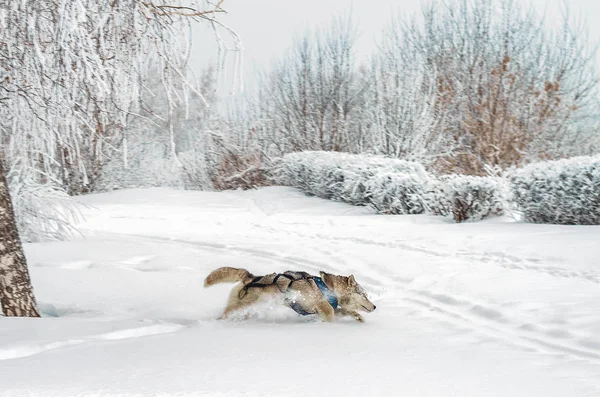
[43,255,196,273]
[0,323,186,361]
[461,251,600,284]
[251,222,600,285]
[395,286,600,362]
[34,260,95,270]
[84,230,600,364]
[117,255,162,272]
[95,232,341,276]
[58,260,95,270]
[249,222,446,258]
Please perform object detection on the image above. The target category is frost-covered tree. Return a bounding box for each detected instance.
[362,24,447,163]
[250,16,362,154]
[0,0,231,316]
[0,0,234,195]
[374,0,599,174]
[96,66,222,191]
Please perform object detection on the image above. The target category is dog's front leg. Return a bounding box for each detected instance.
[335,308,364,323]
[315,300,335,322]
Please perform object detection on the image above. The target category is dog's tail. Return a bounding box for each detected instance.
[204,267,254,287]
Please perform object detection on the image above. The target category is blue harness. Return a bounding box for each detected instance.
[288,277,338,316]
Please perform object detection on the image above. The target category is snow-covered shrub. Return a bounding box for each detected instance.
[338,154,430,206]
[433,176,508,222]
[272,152,330,197]
[274,151,511,221]
[8,169,81,243]
[509,156,600,225]
[365,171,440,214]
[273,151,437,214]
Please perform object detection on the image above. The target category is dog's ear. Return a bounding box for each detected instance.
[319,271,329,279]
[348,275,357,286]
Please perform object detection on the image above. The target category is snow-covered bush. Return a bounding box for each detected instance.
[509,156,600,225]
[8,169,81,243]
[274,151,511,221]
[274,151,437,214]
[433,176,508,222]
[365,171,440,214]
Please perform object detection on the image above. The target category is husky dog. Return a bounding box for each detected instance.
[204,267,376,322]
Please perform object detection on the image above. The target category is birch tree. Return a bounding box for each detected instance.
[0,158,39,317]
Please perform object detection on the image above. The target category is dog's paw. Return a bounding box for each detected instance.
[354,314,365,323]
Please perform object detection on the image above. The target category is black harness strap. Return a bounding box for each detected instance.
[239,274,298,298]
[248,276,264,285]
[238,276,266,298]
[273,273,297,290]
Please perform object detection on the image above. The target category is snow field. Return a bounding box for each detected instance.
[0,186,599,396]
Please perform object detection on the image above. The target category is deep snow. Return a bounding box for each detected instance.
[1,186,599,396]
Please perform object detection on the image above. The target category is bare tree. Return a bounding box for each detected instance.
[248,16,361,154]
[384,0,600,174]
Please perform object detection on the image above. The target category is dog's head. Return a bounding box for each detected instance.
[320,272,376,313]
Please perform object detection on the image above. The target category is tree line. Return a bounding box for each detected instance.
[235,0,599,176]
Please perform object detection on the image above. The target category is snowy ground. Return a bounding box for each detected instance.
[1,186,599,396]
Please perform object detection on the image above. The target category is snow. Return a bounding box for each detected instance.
[1,186,600,396]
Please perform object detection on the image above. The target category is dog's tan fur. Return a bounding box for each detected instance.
[204,267,376,322]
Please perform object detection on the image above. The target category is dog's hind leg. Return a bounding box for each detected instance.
[219,305,247,320]
[219,290,262,320]
[218,301,237,320]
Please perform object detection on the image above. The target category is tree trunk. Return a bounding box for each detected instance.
[0,158,40,317]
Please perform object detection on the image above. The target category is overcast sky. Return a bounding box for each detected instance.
[191,0,600,93]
